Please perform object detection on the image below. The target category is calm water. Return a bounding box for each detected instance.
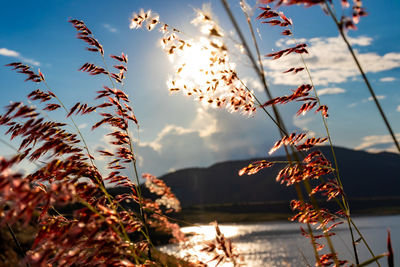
[160,215,400,266]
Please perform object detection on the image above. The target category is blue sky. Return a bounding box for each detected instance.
[0,0,399,177]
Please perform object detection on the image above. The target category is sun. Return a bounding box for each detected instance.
[173,38,216,85]
[162,17,256,115]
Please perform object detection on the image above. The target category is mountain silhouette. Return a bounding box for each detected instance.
[157,146,400,207]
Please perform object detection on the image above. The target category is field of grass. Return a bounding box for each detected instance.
[0,1,398,266]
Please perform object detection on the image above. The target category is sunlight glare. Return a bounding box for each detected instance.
[181,224,239,241]
[171,37,221,90]
[178,41,212,82]
[162,7,256,115]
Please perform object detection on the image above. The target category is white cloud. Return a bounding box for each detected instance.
[141,124,193,152]
[21,57,40,66]
[317,87,346,96]
[139,107,218,154]
[355,133,400,153]
[190,108,218,138]
[367,95,386,101]
[0,48,20,57]
[134,106,292,176]
[242,76,263,92]
[275,38,307,48]
[380,77,396,82]
[78,123,88,129]
[397,105,400,112]
[292,113,317,139]
[0,47,40,66]
[345,36,373,46]
[361,94,386,103]
[348,102,357,108]
[293,113,314,130]
[103,24,117,33]
[263,35,400,86]
[137,123,217,176]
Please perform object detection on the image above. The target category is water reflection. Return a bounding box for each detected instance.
[181,225,240,241]
[159,215,400,266]
[160,221,310,266]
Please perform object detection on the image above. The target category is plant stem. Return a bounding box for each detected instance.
[324,1,400,154]
[98,47,154,256]
[6,223,30,267]
[220,0,286,137]
[350,218,382,267]
[78,197,141,264]
[222,1,341,265]
[293,34,360,264]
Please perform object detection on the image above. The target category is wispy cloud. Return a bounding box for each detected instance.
[137,123,217,175]
[263,36,400,86]
[21,57,40,66]
[0,47,40,66]
[242,76,263,92]
[135,107,287,176]
[380,77,396,82]
[78,123,88,129]
[103,23,117,33]
[367,95,385,101]
[0,48,19,57]
[397,105,400,112]
[355,133,400,153]
[360,94,386,103]
[140,107,218,152]
[348,94,386,107]
[348,102,357,108]
[317,87,346,96]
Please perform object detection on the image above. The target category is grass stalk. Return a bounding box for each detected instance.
[324,1,400,154]
[222,1,341,264]
[41,40,151,261]
[6,223,30,267]
[77,197,141,264]
[95,45,154,256]
[289,30,361,264]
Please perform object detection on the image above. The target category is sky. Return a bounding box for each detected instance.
[0,0,399,177]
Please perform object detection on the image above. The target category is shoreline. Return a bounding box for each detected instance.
[174,206,400,225]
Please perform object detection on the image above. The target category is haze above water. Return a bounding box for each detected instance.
[160,215,400,266]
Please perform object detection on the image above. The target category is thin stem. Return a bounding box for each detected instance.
[99,52,154,254]
[42,65,144,259]
[132,147,154,254]
[222,1,341,264]
[220,0,286,137]
[302,179,340,266]
[78,197,141,264]
[323,3,390,264]
[6,223,30,267]
[85,32,153,255]
[324,2,400,154]
[350,218,382,267]
[243,7,264,80]
[347,218,359,265]
[43,79,121,220]
[294,184,322,266]
[292,33,360,263]
[42,80,99,175]
[238,79,288,134]
[298,247,313,267]
[224,1,343,264]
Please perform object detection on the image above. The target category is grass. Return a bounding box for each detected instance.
[0,1,397,266]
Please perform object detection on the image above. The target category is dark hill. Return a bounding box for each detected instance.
[158,146,400,207]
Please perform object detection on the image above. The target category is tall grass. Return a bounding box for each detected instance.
[129,1,394,266]
[0,1,396,267]
[0,19,184,266]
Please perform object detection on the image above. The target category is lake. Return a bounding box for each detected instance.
[160,214,400,266]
